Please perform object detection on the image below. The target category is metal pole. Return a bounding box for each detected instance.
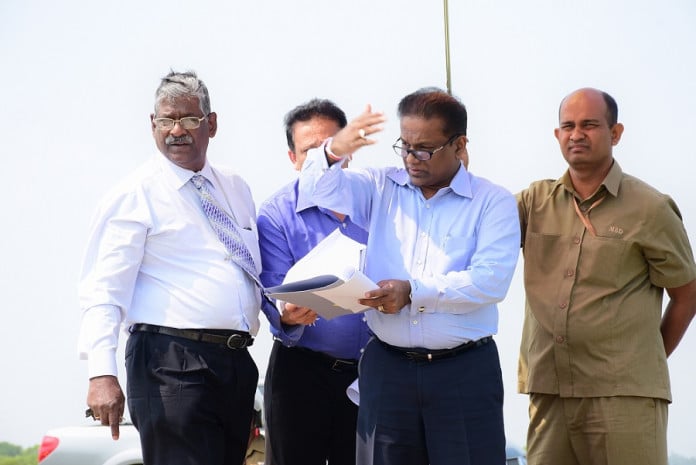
[443,0,452,95]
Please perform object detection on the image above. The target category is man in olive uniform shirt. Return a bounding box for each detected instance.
[518,88,696,465]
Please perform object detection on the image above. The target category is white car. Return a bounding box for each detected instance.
[38,423,143,465]
[37,422,266,465]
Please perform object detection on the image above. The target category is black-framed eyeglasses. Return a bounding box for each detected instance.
[153,115,208,131]
[392,133,461,161]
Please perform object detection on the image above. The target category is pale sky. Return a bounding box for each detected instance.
[2,0,695,458]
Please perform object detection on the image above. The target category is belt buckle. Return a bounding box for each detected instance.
[404,351,433,362]
[226,334,246,349]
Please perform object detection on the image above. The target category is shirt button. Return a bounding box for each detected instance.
[555,335,565,344]
[418,306,425,313]
[412,320,418,325]
[573,236,581,244]
[559,302,567,309]
[566,269,574,277]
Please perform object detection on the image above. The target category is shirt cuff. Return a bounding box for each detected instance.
[78,304,122,378]
[261,298,305,345]
[409,278,431,314]
[87,348,119,379]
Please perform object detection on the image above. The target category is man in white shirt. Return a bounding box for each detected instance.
[78,70,283,465]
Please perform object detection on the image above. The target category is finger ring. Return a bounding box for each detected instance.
[85,408,99,420]
[377,305,385,312]
[358,128,366,139]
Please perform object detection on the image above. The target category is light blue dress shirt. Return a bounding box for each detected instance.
[300,147,520,349]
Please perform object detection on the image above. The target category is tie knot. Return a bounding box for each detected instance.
[190,174,207,190]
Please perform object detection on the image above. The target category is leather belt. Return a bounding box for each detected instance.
[377,336,492,362]
[130,323,253,349]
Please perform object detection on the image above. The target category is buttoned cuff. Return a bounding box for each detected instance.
[408,279,430,314]
[87,348,119,379]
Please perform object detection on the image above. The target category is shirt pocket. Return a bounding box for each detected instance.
[237,225,262,275]
[441,236,477,269]
[578,235,628,288]
[525,232,627,289]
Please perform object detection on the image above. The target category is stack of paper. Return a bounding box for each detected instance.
[264,229,377,320]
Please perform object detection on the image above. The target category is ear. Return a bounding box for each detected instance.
[454,135,469,168]
[207,112,218,138]
[288,150,297,165]
[459,147,470,169]
[554,127,560,142]
[610,123,624,146]
[452,134,467,155]
[150,114,156,134]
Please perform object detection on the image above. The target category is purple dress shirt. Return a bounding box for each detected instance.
[258,179,370,360]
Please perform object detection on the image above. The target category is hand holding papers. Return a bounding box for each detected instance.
[264,229,377,320]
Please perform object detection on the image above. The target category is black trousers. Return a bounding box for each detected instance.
[126,330,258,465]
[264,340,359,465]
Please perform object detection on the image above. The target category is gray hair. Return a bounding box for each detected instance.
[154,70,211,115]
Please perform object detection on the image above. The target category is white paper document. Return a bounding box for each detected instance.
[346,377,360,406]
[264,229,377,320]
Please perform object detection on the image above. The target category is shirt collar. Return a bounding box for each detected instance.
[602,160,622,196]
[555,159,623,198]
[156,153,214,191]
[388,162,473,198]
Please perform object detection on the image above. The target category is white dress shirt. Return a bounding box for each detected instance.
[78,154,261,378]
[300,145,520,349]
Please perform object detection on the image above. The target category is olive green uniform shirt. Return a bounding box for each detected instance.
[517,161,696,401]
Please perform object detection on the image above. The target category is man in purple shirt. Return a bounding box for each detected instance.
[258,99,370,465]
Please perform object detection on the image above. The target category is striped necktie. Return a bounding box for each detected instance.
[190,174,261,286]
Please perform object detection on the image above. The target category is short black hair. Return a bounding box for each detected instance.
[600,91,618,126]
[284,99,347,152]
[397,87,467,137]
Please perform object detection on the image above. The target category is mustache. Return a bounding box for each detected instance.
[165,135,193,145]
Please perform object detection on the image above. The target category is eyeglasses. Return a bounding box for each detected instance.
[392,133,461,161]
[153,115,208,131]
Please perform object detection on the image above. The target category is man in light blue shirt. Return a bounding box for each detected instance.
[300,88,520,465]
